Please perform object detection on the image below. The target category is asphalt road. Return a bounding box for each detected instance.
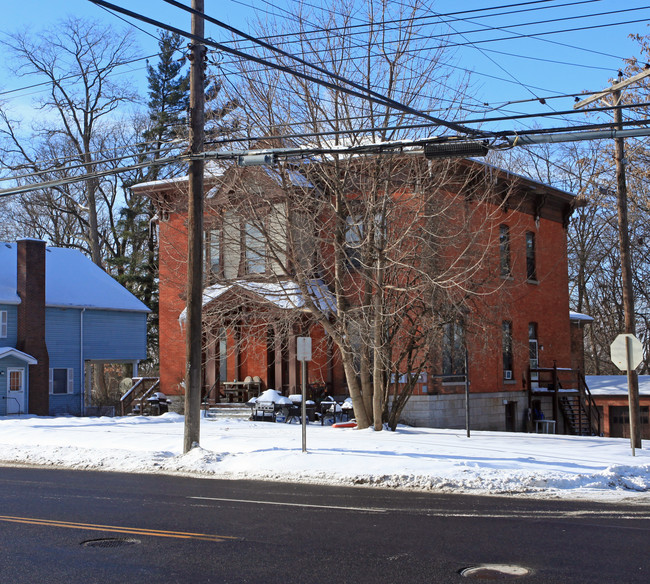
[0,465,648,583]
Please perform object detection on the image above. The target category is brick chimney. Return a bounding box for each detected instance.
[16,239,50,416]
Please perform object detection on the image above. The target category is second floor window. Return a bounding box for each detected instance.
[526,231,537,281]
[205,229,220,276]
[0,310,7,338]
[499,225,511,277]
[345,215,363,267]
[245,221,266,274]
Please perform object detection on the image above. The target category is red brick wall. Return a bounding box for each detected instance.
[158,213,189,395]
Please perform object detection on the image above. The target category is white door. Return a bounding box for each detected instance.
[7,368,25,414]
[529,340,539,390]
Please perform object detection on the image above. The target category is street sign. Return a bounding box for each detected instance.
[297,337,312,362]
[610,334,643,371]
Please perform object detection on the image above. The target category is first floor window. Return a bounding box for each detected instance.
[49,368,74,394]
[502,321,513,379]
[8,369,23,392]
[0,310,7,338]
[442,322,466,380]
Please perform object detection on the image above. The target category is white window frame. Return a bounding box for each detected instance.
[49,368,74,395]
[0,310,7,338]
[8,368,24,392]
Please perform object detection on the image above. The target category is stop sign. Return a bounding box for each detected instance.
[610,334,644,371]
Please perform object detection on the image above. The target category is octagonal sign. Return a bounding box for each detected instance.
[610,334,644,371]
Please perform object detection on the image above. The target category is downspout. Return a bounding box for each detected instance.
[80,308,85,416]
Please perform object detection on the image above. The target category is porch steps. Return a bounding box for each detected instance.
[202,403,251,420]
[559,395,595,436]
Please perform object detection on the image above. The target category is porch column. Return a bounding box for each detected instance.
[288,334,297,395]
[274,325,283,392]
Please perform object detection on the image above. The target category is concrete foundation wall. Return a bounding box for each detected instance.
[399,391,531,432]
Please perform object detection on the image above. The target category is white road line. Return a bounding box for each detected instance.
[188,496,386,513]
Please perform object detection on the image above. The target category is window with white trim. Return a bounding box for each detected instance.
[0,310,7,338]
[8,368,23,392]
[49,368,74,394]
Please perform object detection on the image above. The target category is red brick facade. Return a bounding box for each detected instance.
[134,161,577,428]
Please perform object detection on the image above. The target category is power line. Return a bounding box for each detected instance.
[89,0,487,137]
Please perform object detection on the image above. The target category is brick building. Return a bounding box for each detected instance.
[133,156,582,432]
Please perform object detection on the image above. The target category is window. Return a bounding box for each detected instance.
[245,221,266,274]
[8,369,23,392]
[205,229,220,276]
[499,225,511,277]
[442,322,466,381]
[526,231,537,281]
[529,323,539,388]
[502,321,513,380]
[49,368,73,395]
[0,310,6,338]
[345,215,363,267]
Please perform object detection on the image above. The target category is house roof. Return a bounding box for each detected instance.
[0,347,38,364]
[586,375,650,396]
[0,242,149,312]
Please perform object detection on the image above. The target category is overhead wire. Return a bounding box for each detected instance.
[89,0,487,137]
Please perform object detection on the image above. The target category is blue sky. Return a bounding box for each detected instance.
[2,0,650,135]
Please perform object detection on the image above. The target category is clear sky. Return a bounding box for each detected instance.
[1,0,650,135]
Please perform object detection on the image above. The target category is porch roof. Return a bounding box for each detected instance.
[0,347,37,365]
[178,279,335,322]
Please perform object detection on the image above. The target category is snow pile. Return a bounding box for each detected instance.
[0,413,649,501]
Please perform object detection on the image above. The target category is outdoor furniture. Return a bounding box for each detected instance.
[222,379,261,402]
[285,395,316,423]
[535,419,556,434]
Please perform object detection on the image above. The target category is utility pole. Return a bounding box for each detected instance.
[575,72,649,450]
[184,0,205,453]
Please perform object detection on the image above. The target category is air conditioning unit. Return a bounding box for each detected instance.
[504,370,513,380]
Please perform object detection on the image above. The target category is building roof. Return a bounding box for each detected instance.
[586,375,650,396]
[570,311,594,323]
[0,242,149,312]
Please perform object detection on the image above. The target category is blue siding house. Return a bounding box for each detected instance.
[0,240,149,416]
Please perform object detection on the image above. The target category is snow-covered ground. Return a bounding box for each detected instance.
[0,413,649,503]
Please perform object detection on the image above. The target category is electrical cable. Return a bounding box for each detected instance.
[88,0,489,137]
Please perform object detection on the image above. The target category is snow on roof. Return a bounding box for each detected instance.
[179,279,335,321]
[0,347,37,364]
[570,311,594,322]
[0,242,149,312]
[586,375,650,396]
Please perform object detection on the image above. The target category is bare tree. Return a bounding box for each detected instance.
[197,0,517,430]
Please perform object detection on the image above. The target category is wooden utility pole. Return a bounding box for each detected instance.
[575,73,648,449]
[613,87,642,450]
[184,0,205,453]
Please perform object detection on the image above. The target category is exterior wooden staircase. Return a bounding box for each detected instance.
[528,364,601,436]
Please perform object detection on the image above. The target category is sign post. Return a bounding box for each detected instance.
[610,333,644,455]
[297,337,312,453]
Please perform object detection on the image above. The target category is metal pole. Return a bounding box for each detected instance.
[301,360,307,452]
[464,349,470,438]
[184,0,205,453]
[614,88,642,451]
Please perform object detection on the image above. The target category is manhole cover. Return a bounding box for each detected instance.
[81,538,141,549]
[460,564,531,579]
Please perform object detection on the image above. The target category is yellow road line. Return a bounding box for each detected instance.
[0,515,239,542]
